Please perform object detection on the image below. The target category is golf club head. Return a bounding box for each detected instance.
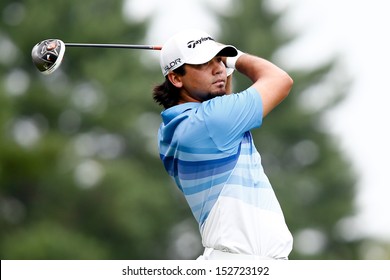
[31,39,65,75]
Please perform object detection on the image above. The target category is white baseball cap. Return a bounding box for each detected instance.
[160,29,238,76]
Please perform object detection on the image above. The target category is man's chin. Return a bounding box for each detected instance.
[203,91,226,101]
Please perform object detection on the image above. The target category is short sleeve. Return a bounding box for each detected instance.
[201,87,263,151]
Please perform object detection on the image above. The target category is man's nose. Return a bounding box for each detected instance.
[211,58,224,74]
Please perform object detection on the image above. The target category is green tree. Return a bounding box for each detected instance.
[0,0,188,259]
[215,0,366,259]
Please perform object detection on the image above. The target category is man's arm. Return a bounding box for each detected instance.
[225,71,233,94]
[229,53,293,118]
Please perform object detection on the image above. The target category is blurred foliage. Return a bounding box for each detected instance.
[0,0,388,260]
[215,0,389,259]
[0,0,190,260]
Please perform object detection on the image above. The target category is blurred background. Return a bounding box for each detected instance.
[1,0,389,260]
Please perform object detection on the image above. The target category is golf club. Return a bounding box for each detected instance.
[31,39,162,75]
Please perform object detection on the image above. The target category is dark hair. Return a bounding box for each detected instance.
[153,65,186,109]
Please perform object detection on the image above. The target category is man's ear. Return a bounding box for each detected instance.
[167,72,183,88]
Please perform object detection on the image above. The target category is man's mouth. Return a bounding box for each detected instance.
[213,79,225,86]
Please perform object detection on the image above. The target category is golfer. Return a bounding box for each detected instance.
[153,29,293,260]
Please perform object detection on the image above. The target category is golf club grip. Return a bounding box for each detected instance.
[65,43,162,50]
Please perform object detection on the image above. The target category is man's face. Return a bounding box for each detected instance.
[180,56,228,102]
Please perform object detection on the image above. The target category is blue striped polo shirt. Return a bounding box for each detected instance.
[158,87,293,258]
[158,87,281,223]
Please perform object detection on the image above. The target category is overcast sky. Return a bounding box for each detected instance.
[125,0,390,242]
[268,0,390,241]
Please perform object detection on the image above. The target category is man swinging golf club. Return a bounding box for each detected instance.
[153,29,294,260]
[31,29,293,260]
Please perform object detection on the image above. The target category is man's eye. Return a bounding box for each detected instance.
[193,62,209,69]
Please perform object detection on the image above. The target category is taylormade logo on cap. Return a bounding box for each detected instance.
[163,36,214,74]
[160,29,237,76]
[186,36,215,48]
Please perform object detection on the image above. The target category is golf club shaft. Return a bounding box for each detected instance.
[65,43,162,50]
